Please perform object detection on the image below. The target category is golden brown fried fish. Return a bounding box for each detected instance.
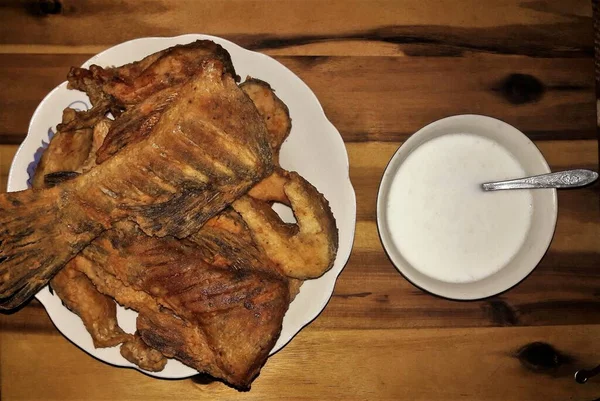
[68,40,237,109]
[73,221,289,389]
[49,264,129,348]
[240,78,291,162]
[120,332,167,372]
[234,170,338,279]
[69,41,238,163]
[32,109,128,349]
[11,42,333,388]
[0,59,272,309]
[31,65,298,352]
[32,108,95,188]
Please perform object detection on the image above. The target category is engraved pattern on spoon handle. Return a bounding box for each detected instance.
[482,169,599,191]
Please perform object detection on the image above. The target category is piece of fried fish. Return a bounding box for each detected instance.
[73,220,289,388]
[33,74,299,351]
[26,69,303,383]
[68,40,238,164]
[0,59,272,309]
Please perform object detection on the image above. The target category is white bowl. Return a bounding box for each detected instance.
[377,115,557,300]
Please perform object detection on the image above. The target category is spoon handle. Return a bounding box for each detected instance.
[575,363,600,384]
[482,169,598,191]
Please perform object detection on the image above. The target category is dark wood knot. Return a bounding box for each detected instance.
[516,342,571,373]
[498,73,545,105]
[27,0,63,16]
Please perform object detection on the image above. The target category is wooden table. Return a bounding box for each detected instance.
[1,1,599,400]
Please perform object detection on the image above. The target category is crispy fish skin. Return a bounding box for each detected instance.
[240,78,291,162]
[68,40,238,109]
[69,41,237,164]
[31,68,295,354]
[0,187,108,309]
[120,332,168,372]
[190,209,303,301]
[50,265,130,348]
[32,108,95,188]
[95,84,182,164]
[0,59,272,310]
[32,110,128,349]
[70,60,272,237]
[73,222,289,389]
[233,171,339,279]
[189,209,280,274]
[135,312,224,378]
[97,74,289,165]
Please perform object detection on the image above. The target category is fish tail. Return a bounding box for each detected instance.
[0,187,105,310]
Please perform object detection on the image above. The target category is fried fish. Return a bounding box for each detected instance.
[4,41,339,389]
[72,221,289,388]
[30,70,299,354]
[68,40,237,110]
[0,59,272,309]
[234,169,338,279]
[32,108,128,349]
[68,40,238,163]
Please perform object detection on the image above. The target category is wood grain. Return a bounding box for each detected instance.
[1,0,599,399]
[0,145,18,190]
[2,312,600,401]
[0,54,596,145]
[0,0,593,57]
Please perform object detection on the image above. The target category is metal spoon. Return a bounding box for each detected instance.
[482,169,598,191]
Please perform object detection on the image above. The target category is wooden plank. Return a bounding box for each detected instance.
[2,321,600,400]
[0,145,18,190]
[319,239,600,329]
[0,53,89,144]
[0,0,592,58]
[0,1,598,399]
[285,56,596,142]
[0,54,595,145]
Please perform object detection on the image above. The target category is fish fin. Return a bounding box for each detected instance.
[0,187,105,310]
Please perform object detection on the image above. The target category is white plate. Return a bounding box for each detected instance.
[7,34,356,378]
[377,115,557,300]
